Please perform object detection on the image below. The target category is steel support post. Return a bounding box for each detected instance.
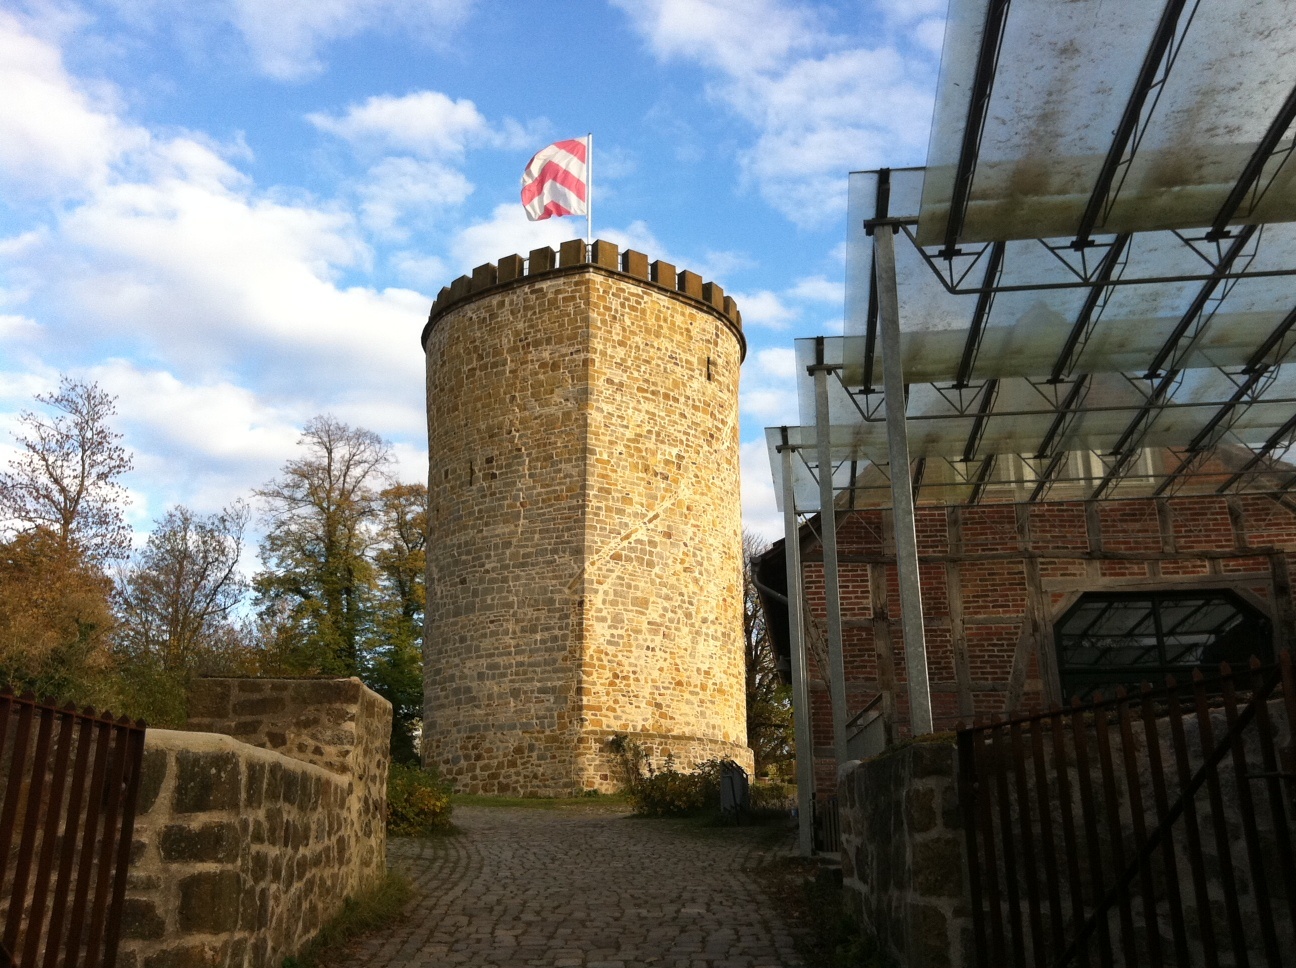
[874,226,934,735]
[781,438,816,856]
[813,368,850,763]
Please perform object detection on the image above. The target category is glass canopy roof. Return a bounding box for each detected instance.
[768,0,1296,514]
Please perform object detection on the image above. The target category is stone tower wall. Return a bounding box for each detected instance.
[422,240,752,795]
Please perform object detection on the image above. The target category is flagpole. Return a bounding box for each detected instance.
[586,132,593,245]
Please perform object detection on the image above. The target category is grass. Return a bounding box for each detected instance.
[450,790,632,810]
[282,872,414,968]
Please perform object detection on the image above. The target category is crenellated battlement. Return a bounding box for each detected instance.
[422,238,744,355]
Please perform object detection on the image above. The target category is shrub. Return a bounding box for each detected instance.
[608,735,731,817]
[386,762,452,835]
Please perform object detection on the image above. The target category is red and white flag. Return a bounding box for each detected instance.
[520,138,589,220]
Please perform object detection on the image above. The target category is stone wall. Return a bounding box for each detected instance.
[119,679,391,968]
[838,739,971,968]
[187,676,390,876]
[422,240,751,795]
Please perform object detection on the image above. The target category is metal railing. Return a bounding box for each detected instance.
[958,653,1296,968]
[0,689,147,968]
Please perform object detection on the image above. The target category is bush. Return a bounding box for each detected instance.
[386,762,452,835]
[608,735,729,817]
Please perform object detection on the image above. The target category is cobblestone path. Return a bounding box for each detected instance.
[340,804,805,968]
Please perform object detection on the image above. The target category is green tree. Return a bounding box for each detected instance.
[253,415,391,675]
[744,531,794,776]
[365,482,427,763]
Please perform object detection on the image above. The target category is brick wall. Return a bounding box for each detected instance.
[802,494,1296,792]
[118,679,391,968]
[422,242,751,795]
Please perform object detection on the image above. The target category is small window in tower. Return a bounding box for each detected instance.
[1054,589,1272,702]
[706,356,713,381]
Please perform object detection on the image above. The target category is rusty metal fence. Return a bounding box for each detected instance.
[0,688,146,968]
[958,653,1296,968]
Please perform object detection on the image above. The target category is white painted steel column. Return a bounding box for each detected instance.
[813,367,850,763]
[874,226,934,735]
[781,434,816,856]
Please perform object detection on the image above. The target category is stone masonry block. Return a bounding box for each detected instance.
[911,835,964,898]
[529,246,555,272]
[143,943,229,968]
[590,239,618,268]
[702,281,724,310]
[498,254,524,283]
[676,270,703,298]
[121,898,166,940]
[559,239,586,266]
[178,870,242,933]
[908,903,953,968]
[621,249,649,278]
[231,695,285,717]
[160,821,241,863]
[906,784,939,834]
[650,260,676,289]
[186,681,230,719]
[910,742,957,779]
[136,748,169,814]
[174,751,241,813]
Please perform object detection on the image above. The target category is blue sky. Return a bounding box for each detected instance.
[0,0,943,549]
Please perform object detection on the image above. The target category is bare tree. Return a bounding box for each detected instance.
[115,503,250,672]
[254,415,392,674]
[0,378,133,561]
[744,530,794,776]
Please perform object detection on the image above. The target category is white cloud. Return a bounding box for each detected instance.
[0,314,41,341]
[740,437,783,542]
[228,0,472,81]
[740,346,799,423]
[787,274,841,303]
[0,11,142,197]
[448,203,586,275]
[308,91,509,158]
[613,0,939,227]
[731,290,799,330]
[359,157,475,236]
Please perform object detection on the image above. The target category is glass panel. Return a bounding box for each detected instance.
[1055,590,1272,701]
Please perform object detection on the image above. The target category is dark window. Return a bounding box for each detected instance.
[1054,590,1272,702]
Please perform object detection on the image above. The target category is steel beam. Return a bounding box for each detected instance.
[1210,82,1296,239]
[1145,225,1257,378]
[941,0,1013,256]
[1217,412,1296,494]
[1050,235,1130,382]
[812,363,850,764]
[875,226,934,735]
[961,379,1000,464]
[779,430,816,856]
[1074,0,1189,246]
[954,243,1005,387]
[862,170,890,391]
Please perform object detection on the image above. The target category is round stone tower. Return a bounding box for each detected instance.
[421,238,751,795]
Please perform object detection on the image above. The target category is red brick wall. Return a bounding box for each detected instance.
[799,494,1296,793]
